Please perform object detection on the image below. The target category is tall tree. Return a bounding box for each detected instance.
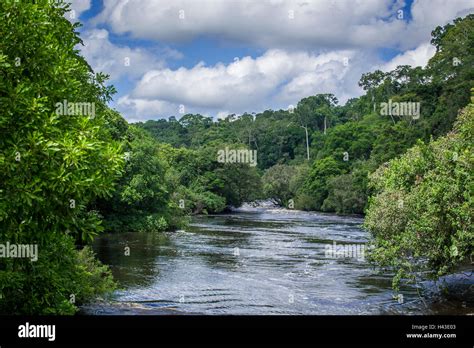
[0,0,122,314]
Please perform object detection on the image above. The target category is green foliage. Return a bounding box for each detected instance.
[365,104,473,289]
[262,164,298,207]
[95,126,186,232]
[181,186,227,214]
[296,94,339,131]
[312,119,376,163]
[299,157,345,210]
[0,233,116,315]
[322,163,369,214]
[213,163,262,208]
[146,141,261,214]
[0,0,121,314]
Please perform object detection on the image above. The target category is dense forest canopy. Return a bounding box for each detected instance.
[0,0,472,314]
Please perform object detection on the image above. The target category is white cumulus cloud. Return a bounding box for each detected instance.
[79,29,181,81]
[118,48,383,120]
[79,0,474,120]
[381,42,436,71]
[93,0,474,51]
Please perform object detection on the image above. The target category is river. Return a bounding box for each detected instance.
[83,206,473,315]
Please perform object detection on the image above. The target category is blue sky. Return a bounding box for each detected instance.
[70,0,473,122]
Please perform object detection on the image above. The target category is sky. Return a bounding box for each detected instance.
[69,0,474,122]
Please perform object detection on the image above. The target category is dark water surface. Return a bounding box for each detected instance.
[84,207,473,315]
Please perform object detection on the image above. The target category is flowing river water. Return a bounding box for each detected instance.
[83,206,473,315]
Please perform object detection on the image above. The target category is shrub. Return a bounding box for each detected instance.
[365,104,473,290]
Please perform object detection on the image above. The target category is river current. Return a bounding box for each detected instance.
[84,206,473,315]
